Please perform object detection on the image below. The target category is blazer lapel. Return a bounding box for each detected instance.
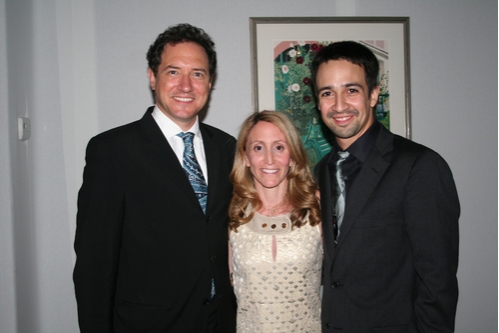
[200,124,221,215]
[318,150,336,260]
[138,108,202,207]
[333,126,394,254]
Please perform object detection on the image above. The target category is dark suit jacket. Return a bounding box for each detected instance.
[74,107,237,332]
[316,124,459,332]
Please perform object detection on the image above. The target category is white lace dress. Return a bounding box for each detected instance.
[230,211,322,333]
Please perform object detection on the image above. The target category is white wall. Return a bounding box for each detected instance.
[1,0,496,332]
[0,0,16,332]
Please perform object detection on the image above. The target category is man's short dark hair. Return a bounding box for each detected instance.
[147,23,217,80]
[311,41,379,95]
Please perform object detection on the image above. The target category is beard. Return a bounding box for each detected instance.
[324,109,364,139]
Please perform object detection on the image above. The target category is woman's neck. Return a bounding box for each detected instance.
[257,189,290,217]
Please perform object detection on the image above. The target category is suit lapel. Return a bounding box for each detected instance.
[333,126,394,254]
[138,108,203,210]
[318,151,336,260]
[200,124,221,215]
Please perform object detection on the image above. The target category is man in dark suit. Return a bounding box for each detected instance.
[311,41,460,332]
[73,24,236,332]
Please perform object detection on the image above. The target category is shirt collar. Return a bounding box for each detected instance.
[335,120,380,163]
[151,105,201,140]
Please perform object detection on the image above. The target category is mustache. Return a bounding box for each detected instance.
[326,110,359,118]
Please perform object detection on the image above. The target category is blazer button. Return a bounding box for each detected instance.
[332,282,340,288]
[203,299,210,306]
[210,255,216,262]
[325,322,331,329]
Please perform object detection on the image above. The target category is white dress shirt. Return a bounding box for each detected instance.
[151,106,208,184]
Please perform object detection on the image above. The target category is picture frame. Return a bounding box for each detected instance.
[250,17,411,166]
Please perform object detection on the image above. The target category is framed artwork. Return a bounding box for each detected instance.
[250,17,411,167]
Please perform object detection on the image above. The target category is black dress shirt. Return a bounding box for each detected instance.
[328,121,381,223]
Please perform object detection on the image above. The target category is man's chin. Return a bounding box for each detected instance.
[330,127,357,139]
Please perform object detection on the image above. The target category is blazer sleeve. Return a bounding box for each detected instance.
[404,148,460,332]
[73,136,125,333]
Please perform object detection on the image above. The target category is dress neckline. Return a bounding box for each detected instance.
[246,211,292,235]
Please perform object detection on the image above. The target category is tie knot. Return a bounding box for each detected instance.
[177,132,195,145]
[337,150,350,164]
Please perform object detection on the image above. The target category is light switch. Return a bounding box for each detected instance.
[18,117,31,141]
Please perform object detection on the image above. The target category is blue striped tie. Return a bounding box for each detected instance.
[177,132,208,214]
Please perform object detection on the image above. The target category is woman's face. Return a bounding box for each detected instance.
[244,121,294,192]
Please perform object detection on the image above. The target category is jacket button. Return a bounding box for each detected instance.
[203,299,210,306]
[210,255,216,262]
[325,322,331,329]
[332,282,340,288]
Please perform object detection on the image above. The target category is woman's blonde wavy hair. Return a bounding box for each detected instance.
[229,111,320,231]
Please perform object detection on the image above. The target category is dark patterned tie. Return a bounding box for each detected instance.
[335,150,350,239]
[177,132,208,214]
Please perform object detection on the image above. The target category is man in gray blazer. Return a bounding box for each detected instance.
[311,41,459,332]
[73,24,236,332]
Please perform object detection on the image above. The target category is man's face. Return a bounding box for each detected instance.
[148,42,212,131]
[315,59,379,150]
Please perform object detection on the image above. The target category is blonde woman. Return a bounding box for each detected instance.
[229,111,322,332]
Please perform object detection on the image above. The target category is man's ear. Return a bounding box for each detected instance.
[370,85,380,108]
[147,68,156,91]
